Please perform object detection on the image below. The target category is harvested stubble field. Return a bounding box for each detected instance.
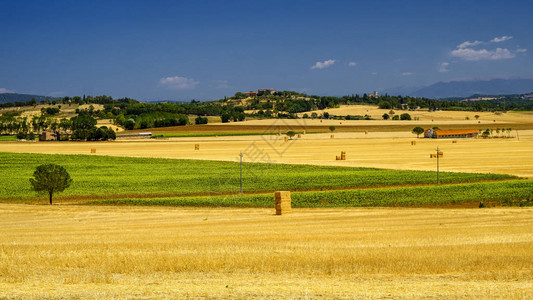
[2,130,533,177]
[1,204,532,298]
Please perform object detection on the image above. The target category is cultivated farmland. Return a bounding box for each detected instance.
[1,204,532,298]
[0,152,519,204]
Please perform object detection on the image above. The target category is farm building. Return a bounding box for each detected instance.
[38,131,71,141]
[116,132,152,140]
[424,129,478,139]
[39,131,55,141]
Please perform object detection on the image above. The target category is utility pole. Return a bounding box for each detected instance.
[239,152,243,194]
[430,147,443,185]
[436,147,440,185]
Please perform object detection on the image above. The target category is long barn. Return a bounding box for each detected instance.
[424,129,478,139]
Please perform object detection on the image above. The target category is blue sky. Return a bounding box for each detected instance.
[1,0,531,101]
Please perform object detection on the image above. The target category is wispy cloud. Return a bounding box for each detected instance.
[348,62,357,67]
[159,76,199,89]
[401,72,414,76]
[370,72,378,75]
[451,47,515,61]
[452,36,516,61]
[517,48,527,53]
[490,36,512,43]
[0,88,14,93]
[458,40,483,49]
[438,62,450,72]
[311,59,335,69]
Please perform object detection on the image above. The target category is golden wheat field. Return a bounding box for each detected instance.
[2,111,533,298]
[1,204,532,298]
[2,130,533,177]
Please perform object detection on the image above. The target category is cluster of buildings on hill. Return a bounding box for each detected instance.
[244,89,277,97]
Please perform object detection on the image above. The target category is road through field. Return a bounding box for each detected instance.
[1,204,532,298]
[2,130,533,177]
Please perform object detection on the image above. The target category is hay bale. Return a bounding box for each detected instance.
[340,151,346,160]
[452,140,457,144]
[365,130,368,135]
[303,130,306,135]
[411,141,416,145]
[90,148,96,154]
[336,156,340,160]
[330,134,334,139]
[275,191,291,215]
[195,144,200,150]
[297,134,302,138]
[284,136,289,142]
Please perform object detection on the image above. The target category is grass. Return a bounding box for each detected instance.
[89,180,533,207]
[0,135,16,141]
[0,152,517,203]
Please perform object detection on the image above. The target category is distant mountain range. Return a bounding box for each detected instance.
[382,78,533,99]
[0,93,58,104]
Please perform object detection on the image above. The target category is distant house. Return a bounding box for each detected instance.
[39,131,55,141]
[245,92,258,97]
[424,129,478,139]
[257,89,276,96]
[39,131,71,141]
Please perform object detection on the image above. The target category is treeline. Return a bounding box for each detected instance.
[3,91,532,134]
[0,114,115,141]
[243,92,532,113]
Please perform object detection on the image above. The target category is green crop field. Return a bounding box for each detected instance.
[155,132,278,138]
[0,152,522,203]
[0,135,16,141]
[89,180,533,208]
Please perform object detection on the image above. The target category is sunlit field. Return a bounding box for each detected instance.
[1,204,532,298]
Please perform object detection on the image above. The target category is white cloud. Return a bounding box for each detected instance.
[490,36,513,43]
[458,40,483,49]
[401,72,414,76]
[159,76,199,89]
[438,62,450,72]
[517,48,527,53]
[348,62,357,67]
[0,88,14,93]
[311,59,335,69]
[451,47,515,61]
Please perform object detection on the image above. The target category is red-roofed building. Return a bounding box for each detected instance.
[424,129,478,139]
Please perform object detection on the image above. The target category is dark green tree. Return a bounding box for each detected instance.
[286,131,296,140]
[400,113,412,120]
[29,164,72,205]
[412,126,425,138]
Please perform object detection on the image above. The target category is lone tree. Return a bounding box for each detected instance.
[29,164,72,205]
[329,125,336,133]
[286,131,296,140]
[412,126,425,138]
